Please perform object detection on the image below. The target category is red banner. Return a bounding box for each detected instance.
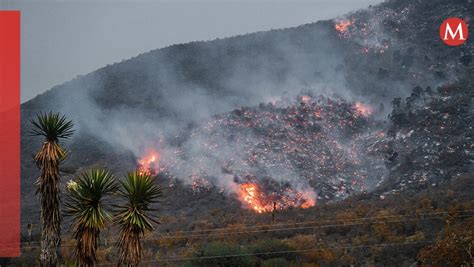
[0,11,20,257]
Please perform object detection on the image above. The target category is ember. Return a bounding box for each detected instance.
[163,95,383,207]
[135,94,385,213]
[354,102,374,117]
[334,19,353,36]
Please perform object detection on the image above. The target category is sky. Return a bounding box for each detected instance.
[1,0,383,102]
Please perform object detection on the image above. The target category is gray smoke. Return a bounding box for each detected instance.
[43,2,450,206]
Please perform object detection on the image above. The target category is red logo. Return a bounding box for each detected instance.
[439,18,468,46]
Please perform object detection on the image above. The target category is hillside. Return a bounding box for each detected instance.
[16,0,473,265]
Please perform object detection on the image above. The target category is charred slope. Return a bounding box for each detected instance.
[377,83,473,196]
[161,96,385,205]
[155,81,472,212]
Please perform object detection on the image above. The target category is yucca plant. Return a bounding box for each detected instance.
[30,111,74,266]
[64,168,118,266]
[115,172,162,266]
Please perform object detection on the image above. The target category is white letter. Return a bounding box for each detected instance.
[444,22,465,40]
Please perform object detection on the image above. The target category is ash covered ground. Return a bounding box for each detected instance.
[380,83,473,195]
[143,83,472,214]
[150,95,386,211]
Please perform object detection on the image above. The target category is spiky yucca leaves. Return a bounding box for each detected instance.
[115,172,162,266]
[64,169,118,266]
[30,112,74,267]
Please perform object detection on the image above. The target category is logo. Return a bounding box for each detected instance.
[439,17,468,46]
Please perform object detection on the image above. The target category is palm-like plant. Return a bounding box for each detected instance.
[30,112,74,266]
[64,168,118,266]
[115,172,162,266]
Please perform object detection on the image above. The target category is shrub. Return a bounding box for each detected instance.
[186,241,254,267]
[251,239,295,262]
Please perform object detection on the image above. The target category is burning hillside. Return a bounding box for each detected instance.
[334,19,353,38]
[135,81,473,213]
[137,149,160,176]
[333,4,413,54]
[135,94,388,212]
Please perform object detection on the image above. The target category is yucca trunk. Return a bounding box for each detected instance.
[65,168,117,266]
[31,112,74,266]
[115,172,162,266]
[36,141,66,266]
[74,226,100,266]
[117,227,142,266]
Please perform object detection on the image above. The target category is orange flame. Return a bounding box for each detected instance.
[300,191,316,209]
[137,149,160,176]
[239,183,271,213]
[354,102,374,117]
[335,20,353,35]
[238,183,316,213]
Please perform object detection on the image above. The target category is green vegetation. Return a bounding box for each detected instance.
[64,168,118,266]
[115,172,162,266]
[30,113,165,266]
[186,241,254,267]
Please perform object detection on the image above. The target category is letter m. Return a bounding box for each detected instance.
[444,22,465,40]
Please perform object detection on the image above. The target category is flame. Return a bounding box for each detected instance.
[354,102,374,117]
[239,183,271,213]
[137,149,160,176]
[335,19,353,35]
[238,182,316,213]
[301,200,314,209]
[300,191,316,209]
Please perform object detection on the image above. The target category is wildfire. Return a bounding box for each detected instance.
[354,102,374,117]
[300,191,316,209]
[238,182,316,213]
[239,183,271,213]
[137,149,160,176]
[335,19,353,36]
[132,94,380,213]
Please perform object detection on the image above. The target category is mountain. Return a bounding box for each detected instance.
[18,0,472,264]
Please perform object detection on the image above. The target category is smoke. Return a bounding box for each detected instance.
[41,1,457,209]
[55,21,350,146]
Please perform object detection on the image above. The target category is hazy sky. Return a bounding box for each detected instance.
[1,0,383,102]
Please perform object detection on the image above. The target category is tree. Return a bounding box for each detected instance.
[30,112,74,266]
[64,168,118,266]
[115,172,162,266]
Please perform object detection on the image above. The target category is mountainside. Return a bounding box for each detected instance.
[379,84,473,195]
[20,0,472,246]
